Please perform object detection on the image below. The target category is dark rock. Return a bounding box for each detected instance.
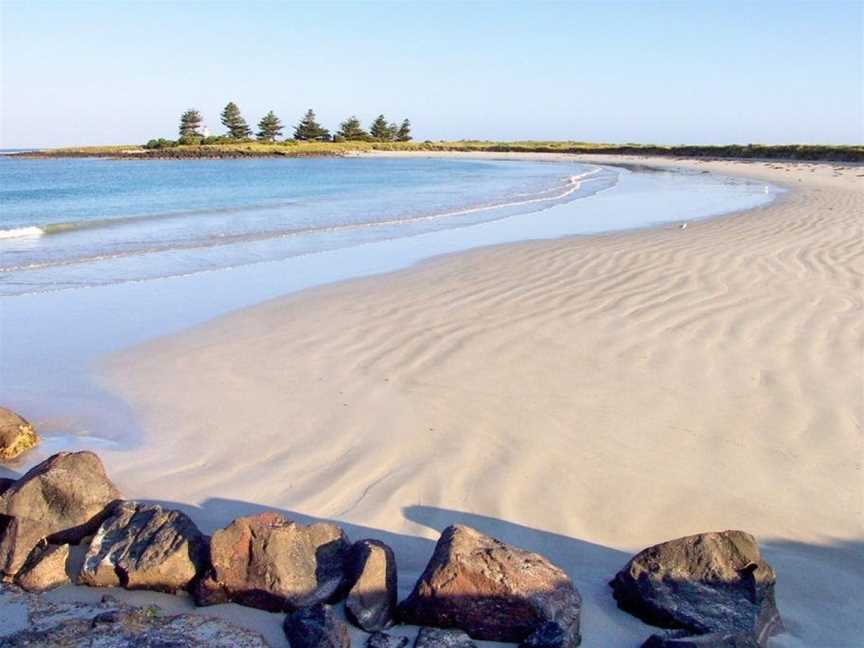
[346,538,398,631]
[398,525,581,645]
[0,407,37,462]
[0,452,121,577]
[521,621,568,648]
[283,603,350,648]
[367,632,410,648]
[78,501,207,593]
[414,627,477,648]
[0,479,15,496]
[610,530,783,647]
[195,511,350,611]
[16,543,71,592]
[643,629,760,647]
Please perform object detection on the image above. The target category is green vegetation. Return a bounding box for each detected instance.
[294,109,330,141]
[335,115,369,141]
[178,109,203,140]
[27,140,864,162]
[256,111,283,142]
[220,102,252,140]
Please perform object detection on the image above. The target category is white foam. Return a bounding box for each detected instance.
[0,225,44,239]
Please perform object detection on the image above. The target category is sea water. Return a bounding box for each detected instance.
[0,155,779,455]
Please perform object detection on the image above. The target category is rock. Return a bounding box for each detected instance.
[283,603,350,648]
[521,621,568,648]
[0,452,121,577]
[398,525,581,645]
[0,407,38,461]
[0,478,15,496]
[643,629,760,647]
[0,584,269,646]
[16,543,71,592]
[367,632,410,648]
[610,530,783,647]
[78,501,207,593]
[346,538,398,631]
[195,511,350,611]
[414,627,477,648]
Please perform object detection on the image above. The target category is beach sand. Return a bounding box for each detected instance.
[83,154,863,645]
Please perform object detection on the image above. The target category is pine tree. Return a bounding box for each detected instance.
[369,114,392,141]
[336,116,370,141]
[294,109,330,141]
[220,102,252,139]
[257,111,283,142]
[179,109,203,137]
[396,118,412,142]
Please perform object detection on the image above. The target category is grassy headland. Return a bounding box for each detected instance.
[23,140,864,162]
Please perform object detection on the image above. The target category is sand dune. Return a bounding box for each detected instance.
[98,155,863,646]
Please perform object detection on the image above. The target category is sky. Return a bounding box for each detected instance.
[1,1,862,147]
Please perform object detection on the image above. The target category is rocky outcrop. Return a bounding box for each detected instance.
[16,543,71,592]
[0,407,38,462]
[346,538,398,631]
[367,632,410,648]
[0,586,269,646]
[195,512,351,611]
[414,627,477,648]
[398,525,581,646]
[78,501,207,593]
[0,451,121,577]
[610,530,783,647]
[283,603,350,648]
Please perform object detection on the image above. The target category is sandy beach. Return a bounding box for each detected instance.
[78,154,863,646]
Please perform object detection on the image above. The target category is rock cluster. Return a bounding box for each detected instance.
[0,450,785,648]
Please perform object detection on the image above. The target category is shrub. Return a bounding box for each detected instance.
[144,138,178,149]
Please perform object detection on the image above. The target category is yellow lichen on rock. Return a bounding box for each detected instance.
[0,407,38,461]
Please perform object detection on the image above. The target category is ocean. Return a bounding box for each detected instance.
[0,156,614,296]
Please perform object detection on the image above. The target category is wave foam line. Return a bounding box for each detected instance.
[0,167,612,273]
[0,226,45,240]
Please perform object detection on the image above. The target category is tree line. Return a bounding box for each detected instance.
[151,103,412,147]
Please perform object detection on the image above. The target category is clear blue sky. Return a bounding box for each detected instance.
[1,1,861,147]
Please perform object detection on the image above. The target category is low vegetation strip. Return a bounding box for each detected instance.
[24,140,864,161]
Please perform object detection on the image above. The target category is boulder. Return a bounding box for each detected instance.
[346,538,398,631]
[78,501,207,593]
[520,621,568,648]
[610,530,783,647]
[0,407,38,461]
[16,543,71,592]
[414,627,477,648]
[643,629,760,647]
[0,452,121,577]
[195,512,350,611]
[283,603,350,648]
[398,525,581,646]
[367,632,410,648]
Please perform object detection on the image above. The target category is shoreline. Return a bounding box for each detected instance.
[2,154,862,645]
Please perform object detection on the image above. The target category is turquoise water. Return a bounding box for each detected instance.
[0,156,613,296]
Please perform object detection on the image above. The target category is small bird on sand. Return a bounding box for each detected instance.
[680,223,688,230]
